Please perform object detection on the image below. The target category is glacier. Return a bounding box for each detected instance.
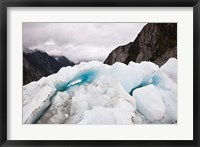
[23,58,177,124]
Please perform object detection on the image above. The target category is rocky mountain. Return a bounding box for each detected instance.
[104,23,177,66]
[23,49,75,85]
[53,56,75,67]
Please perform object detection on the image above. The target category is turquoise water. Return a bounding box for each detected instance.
[56,69,99,92]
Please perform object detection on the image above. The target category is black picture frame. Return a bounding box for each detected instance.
[0,0,199,146]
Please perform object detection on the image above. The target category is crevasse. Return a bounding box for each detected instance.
[56,69,99,92]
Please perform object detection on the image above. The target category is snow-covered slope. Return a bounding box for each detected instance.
[23,58,177,124]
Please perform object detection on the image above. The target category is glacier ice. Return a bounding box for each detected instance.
[23,58,177,124]
[132,84,166,122]
[56,69,99,92]
[23,82,56,124]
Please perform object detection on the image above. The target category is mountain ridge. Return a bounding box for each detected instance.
[104,23,177,66]
[23,49,75,85]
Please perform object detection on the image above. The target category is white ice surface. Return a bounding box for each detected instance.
[132,84,166,122]
[23,58,177,124]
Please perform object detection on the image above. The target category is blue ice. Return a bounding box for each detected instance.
[56,69,99,92]
[129,75,154,95]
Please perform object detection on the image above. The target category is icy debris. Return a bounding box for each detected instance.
[109,62,144,93]
[156,87,177,123]
[78,106,137,125]
[132,84,166,122]
[160,58,178,83]
[23,81,56,124]
[23,58,177,124]
[36,92,71,124]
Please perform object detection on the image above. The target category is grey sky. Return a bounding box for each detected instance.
[23,23,146,63]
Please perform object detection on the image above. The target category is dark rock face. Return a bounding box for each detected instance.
[53,56,75,67]
[104,23,177,66]
[23,50,75,85]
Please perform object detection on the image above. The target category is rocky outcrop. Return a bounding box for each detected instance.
[104,23,177,66]
[53,56,75,67]
[23,49,75,85]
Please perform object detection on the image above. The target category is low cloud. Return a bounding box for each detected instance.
[23,22,146,63]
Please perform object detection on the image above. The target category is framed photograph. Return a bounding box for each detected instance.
[0,0,199,146]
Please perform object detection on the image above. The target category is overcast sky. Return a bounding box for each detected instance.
[23,23,146,63]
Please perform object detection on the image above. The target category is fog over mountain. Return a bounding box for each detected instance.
[23,49,75,85]
[23,23,146,63]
